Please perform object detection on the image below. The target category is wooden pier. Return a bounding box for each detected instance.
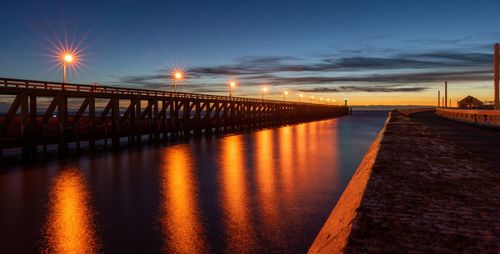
[0,77,348,158]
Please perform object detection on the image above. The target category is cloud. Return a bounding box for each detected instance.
[117,43,494,94]
[186,50,491,77]
[403,36,474,45]
[265,70,490,84]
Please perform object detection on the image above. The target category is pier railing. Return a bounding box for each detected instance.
[1,77,320,105]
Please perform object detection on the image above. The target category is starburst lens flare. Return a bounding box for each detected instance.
[51,45,84,74]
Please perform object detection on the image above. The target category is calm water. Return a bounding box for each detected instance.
[0,111,387,253]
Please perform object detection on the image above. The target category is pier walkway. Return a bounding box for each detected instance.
[411,110,500,168]
[309,110,500,253]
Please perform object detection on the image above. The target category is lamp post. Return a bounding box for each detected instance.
[299,94,303,103]
[262,87,268,99]
[171,70,184,93]
[344,98,348,107]
[62,53,74,84]
[310,96,314,103]
[283,91,288,101]
[229,81,236,98]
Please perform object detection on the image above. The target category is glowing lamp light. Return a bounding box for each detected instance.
[174,71,184,80]
[170,69,185,92]
[299,94,303,97]
[230,81,236,88]
[63,54,74,63]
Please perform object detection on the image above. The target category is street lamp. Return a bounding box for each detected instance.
[283,91,288,101]
[344,98,348,106]
[299,94,303,103]
[310,95,314,103]
[229,80,236,98]
[171,70,184,92]
[62,53,74,84]
[261,87,268,99]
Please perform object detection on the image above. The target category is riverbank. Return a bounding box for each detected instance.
[309,110,500,253]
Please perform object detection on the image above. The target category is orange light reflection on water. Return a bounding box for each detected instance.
[161,146,206,253]
[43,169,99,254]
[219,135,256,252]
[255,129,279,229]
[278,126,294,203]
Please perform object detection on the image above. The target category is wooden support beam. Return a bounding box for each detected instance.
[70,98,89,126]
[183,99,191,137]
[20,94,29,158]
[41,97,58,124]
[119,102,133,125]
[140,100,153,120]
[89,96,96,150]
[1,95,21,134]
[135,99,142,143]
[98,99,114,126]
[111,97,120,148]
[57,94,68,154]
[153,100,159,141]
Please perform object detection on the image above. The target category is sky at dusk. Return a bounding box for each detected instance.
[1,0,500,105]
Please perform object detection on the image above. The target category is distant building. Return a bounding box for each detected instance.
[458,95,484,109]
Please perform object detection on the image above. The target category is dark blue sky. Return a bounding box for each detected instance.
[1,0,500,104]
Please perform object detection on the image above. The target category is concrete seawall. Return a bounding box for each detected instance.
[436,108,500,127]
[309,110,500,253]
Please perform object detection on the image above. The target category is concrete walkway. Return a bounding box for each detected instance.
[412,110,500,168]
[309,111,500,253]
